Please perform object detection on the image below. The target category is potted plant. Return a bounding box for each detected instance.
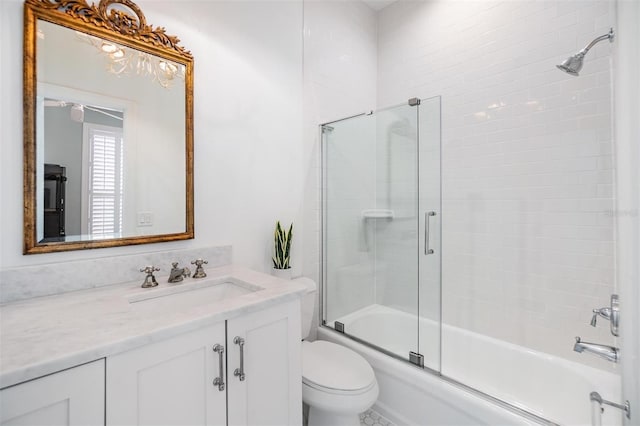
[272,221,293,279]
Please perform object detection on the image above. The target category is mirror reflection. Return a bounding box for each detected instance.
[36,19,187,244]
[42,99,124,241]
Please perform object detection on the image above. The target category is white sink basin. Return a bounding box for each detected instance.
[128,277,261,310]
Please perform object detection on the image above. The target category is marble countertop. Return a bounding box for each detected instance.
[0,265,306,389]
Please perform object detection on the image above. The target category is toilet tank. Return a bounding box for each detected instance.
[293,277,317,339]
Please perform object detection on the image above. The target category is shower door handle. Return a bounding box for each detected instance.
[424,211,436,255]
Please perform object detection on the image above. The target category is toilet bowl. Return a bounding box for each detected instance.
[294,277,379,426]
[302,340,379,426]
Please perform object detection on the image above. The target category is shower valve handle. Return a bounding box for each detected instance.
[590,307,611,326]
[589,294,619,337]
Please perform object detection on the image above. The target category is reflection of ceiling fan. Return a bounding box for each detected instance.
[43,100,123,123]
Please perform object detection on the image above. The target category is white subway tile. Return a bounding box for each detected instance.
[301,0,622,367]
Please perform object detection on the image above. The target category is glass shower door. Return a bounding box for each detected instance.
[417,96,442,372]
[322,101,426,363]
[322,112,381,339]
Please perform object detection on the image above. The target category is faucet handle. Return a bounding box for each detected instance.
[191,258,208,278]
[590,307,610,327]
[140,266,160,288]
[140,265,160,274]
[589,294,619,337]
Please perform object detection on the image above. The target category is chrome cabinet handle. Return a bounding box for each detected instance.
[212,344,225,391]
[233,336,245,381]
[424,211,436,255]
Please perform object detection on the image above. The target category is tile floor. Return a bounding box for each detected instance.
[303,405,395,426]
[359,409,395,426]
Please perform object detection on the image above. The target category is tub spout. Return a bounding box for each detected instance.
[574,337,618,363]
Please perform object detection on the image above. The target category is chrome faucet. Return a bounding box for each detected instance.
[573,337,618,363]
[168,262,191,283]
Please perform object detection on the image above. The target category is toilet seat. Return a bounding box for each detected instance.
[302,340,376,393]
[303,378,377,395]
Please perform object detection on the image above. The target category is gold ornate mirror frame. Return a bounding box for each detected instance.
[24,0,194,254]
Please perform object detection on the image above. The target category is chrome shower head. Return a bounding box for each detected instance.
[556,28,614,76]
[556,52,585,76]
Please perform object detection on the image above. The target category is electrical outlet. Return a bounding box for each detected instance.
[137,212,153,227]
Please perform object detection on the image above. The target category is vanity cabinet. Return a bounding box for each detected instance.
[106,300,302,426]
[226,300,302,426]
[0,359,105,426]
[107,322,227,425]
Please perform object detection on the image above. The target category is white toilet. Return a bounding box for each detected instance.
[296,277,379,426]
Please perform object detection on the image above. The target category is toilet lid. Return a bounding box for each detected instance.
[302,341,375,392]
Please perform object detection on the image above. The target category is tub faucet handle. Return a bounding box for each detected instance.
[590,294,619,336]
[590,307,611,326]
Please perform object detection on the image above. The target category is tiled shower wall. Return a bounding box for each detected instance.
[376,0,616,369]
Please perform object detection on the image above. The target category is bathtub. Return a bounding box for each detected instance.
[319,304,622,426]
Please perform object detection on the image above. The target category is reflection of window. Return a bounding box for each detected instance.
[82,124,123,237]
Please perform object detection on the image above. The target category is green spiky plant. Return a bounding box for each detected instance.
[272,221,293,270]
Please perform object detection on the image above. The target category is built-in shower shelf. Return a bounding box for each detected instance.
[361,209,394,219]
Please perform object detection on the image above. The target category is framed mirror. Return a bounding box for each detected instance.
[23,0,194,254]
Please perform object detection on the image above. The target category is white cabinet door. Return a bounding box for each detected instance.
[227,300,302,426]
[106,322,226,426]
[0,359,105,426]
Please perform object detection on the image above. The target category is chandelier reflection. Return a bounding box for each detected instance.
[76,32,186,89]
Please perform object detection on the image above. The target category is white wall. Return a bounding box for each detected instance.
[615,0,640,422]
[377,0,617,370]
[0,1,304,276]
[302,0,378,324]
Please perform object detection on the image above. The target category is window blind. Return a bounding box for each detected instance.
[87,126,123,237]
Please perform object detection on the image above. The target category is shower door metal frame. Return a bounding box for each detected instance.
[319,111,371,333]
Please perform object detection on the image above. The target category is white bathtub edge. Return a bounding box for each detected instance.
[317,327,547,426]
